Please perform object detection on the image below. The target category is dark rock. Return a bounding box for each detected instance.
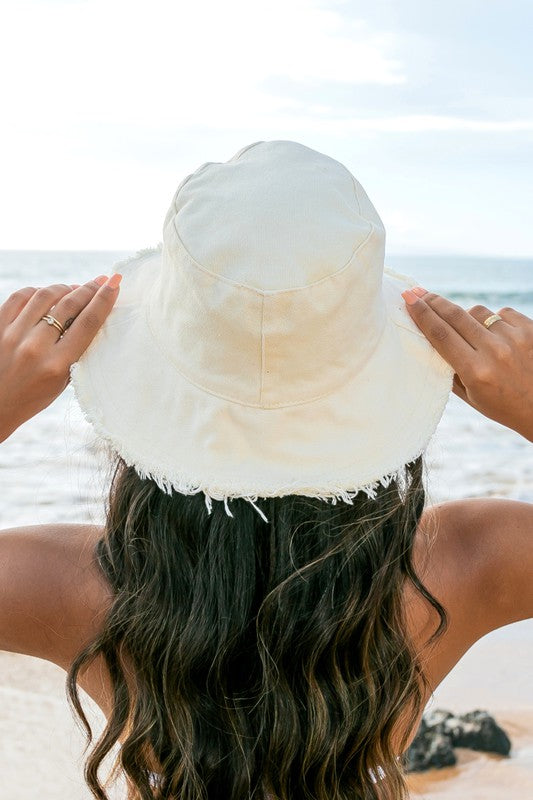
[405,708,512,772]
[446,710,511,755]
[405,719,456,772]
[424,709,454,730]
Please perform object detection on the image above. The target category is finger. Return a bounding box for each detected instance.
[424,294,515,349]
[33,277,108,342]
[497,305,533,328]
[12,283,77,331]
[402,291,477,377]
[0,286,38,325]
[464,303,513,332]
[57,274,122,362]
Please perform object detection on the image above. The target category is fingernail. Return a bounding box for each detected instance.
[104,273,122,289]
[411,286,428,296]
[94,275,108,286]
[402,289,418,305]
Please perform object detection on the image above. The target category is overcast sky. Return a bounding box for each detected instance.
[1,0,532,256]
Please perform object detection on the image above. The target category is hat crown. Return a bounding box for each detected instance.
[147,140,388,408]
[72,139,454,509]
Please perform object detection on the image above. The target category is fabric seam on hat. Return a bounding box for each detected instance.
[234,140,265,160]
[143,258,431,408]
[143,290,391,409]
[260,294,265,404]
[169,208,376,299]
[169,216,376,296]
[390,318,428,340]
[350,173,363,215]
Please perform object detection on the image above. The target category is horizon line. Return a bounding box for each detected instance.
[0,248,532,262]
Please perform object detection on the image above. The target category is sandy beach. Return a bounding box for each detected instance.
[0,621,531,798]
[0,652,112,799]
[408,715,533,799]
[407,619,533,798]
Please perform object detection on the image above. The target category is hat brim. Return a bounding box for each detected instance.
[70,248,453,503]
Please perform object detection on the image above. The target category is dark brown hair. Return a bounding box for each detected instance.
[67,453,446,799]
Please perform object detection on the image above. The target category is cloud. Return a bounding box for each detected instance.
[275,113,533,134]
[1,0,532,254]
[0,0,405,135]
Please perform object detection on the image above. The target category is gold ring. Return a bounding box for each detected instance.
[483,314,503,329]
[40,314,66,336]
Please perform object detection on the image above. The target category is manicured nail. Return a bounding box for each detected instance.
[411,286,428,296]
[104,273,122,289]
[402,289,418,305]
[94,275,108,285]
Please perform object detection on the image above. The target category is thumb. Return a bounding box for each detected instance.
[452,373,474,408]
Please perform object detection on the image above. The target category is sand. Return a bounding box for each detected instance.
[0,620,532,799]
[408,619,533,798]
[0,651,125,799]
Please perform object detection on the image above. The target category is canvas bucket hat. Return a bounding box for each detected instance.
[70,140,454,520]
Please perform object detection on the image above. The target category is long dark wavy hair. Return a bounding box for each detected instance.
[66,451,447,800]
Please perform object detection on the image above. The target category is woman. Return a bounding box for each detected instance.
[1,140,532,800]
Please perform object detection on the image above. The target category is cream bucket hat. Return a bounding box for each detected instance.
[70,140,454,520]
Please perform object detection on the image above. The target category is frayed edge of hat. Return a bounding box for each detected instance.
[69,359,421,525]
[128,462,413,525]
[383,264,419,287]
[111,242,163,273]
[69,343,452,525]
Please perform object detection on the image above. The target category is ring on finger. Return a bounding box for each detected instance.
[483,313,503,329]
[40,313,66,336]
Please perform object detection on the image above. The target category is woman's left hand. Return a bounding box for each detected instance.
[0,273,121,443]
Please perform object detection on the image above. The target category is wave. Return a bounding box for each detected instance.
[446,290,533,307]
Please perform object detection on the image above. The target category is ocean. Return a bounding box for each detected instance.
[1,250,533,529]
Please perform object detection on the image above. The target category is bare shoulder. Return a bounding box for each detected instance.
[0,522,111,667]
[2,499,532,704]
[406,496,533,690]
[448,495,533,627]
[421,495,533,627]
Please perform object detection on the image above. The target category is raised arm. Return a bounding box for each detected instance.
[401,286,533,629]
[0,273,121,670]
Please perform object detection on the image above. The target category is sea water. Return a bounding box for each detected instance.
[0,251,533,528]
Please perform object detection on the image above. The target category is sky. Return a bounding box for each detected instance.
[0,0,532,256]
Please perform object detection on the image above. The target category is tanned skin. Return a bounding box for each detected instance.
[0,279,532,752]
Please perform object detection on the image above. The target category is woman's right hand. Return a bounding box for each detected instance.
[401,286,533,443]
[0,275,121,443]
